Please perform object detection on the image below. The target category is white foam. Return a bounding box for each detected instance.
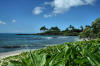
[43,37,53,39]
[58,36,68,39]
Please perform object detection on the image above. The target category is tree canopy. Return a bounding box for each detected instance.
[80,18,100,39]
[40,26,48,31]
[39,17,100,38]
[49,27,60,31]
[92,18,100,33]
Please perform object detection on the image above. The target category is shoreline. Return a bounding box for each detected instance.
[16,33,79,36]
[0,49,36,60]
[0,38,80,60]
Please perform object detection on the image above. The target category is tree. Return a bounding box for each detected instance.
[64,28,69,32]
[80,25,83,31]
[92,18,100,33]
[68,25,74,31]
[79,18,100,39]
[49,27,60,31]
[40,26,48,32]
[85,25,91,28]
[79,26,95,40]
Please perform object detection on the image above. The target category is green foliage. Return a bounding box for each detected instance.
[40,26,48,32]
[39,17,100,37]
[29,51,46,66]
[80,26,93,39]
[1,39,100,66]
[68,25,74,31]
[49,27,60,31]
[92,18,100,33]
[39,25,82,36]
[42,30,61,35]
[80,18,100,39]
[80,25,84,31]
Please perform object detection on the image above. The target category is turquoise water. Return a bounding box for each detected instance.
[0,33,79,53]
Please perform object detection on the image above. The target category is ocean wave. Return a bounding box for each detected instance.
[0,45,46,49]
[57,36,68,39]
[41,36,69,39]
[42,37,53,39]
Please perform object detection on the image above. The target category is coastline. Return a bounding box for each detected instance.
[0,49,36,60]
[0,39,80,60]
[0,36,79,60]
[1,39,99,66]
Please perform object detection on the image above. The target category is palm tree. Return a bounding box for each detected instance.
[49,27,60,31]
[40,26,48,32]
[80,25,83,31]
[69,25,74,31]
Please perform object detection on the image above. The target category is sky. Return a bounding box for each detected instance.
[0,0,100,33]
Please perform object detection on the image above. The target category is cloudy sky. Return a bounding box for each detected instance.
[0,0,100,33]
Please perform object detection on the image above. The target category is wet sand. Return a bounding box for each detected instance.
[0,49,35,60]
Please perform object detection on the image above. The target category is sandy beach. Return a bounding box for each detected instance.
[0,49,35,60]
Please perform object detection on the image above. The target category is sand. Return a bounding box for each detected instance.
[0,49,35,60]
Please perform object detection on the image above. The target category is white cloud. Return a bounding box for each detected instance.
[84,0,95,5]
[0,21,6,24]
[44,14,57,18]
[52,0,84,14]
[32,7,43,15]
[45,0,96,16]
[33,0,96,18]
[12,19,16,23]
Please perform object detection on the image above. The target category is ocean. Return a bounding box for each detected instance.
[0,33,79,53]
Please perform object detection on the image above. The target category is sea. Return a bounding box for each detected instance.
[0,33,79,53]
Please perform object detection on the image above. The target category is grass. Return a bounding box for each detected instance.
[0,39,100,66]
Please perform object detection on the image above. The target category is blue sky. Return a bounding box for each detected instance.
[0,0,100,33]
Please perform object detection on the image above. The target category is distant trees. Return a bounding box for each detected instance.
[40,26,62,35]
[39,18,100,38]
[68,25,74,31]
[39,25,83,36]
[49,27,60,31]
[80,25,83,31]
[47,27,61,35]
[62,25,82,36]
[40,26,48,32]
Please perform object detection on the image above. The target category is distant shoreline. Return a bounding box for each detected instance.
[16,33,78,36]
[16,34,34,35]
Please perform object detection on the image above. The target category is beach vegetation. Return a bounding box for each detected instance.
[80,18,100,39]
